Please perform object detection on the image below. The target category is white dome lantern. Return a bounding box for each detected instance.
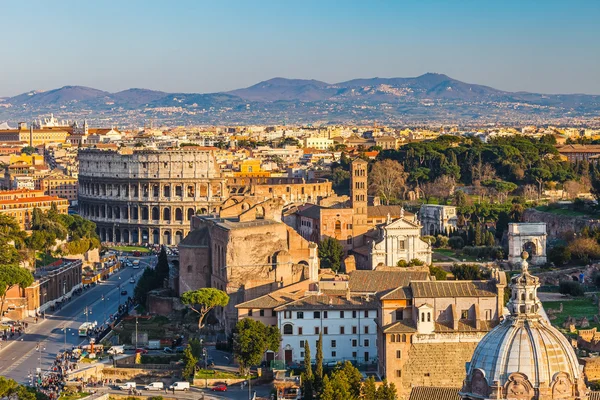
[459,252,588,400]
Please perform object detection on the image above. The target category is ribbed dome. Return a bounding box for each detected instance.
[460,253,588,399]
[467,316,581,388]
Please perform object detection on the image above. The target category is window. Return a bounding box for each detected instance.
[427,312,431,322]
[364,326,369,334]
[364,339,370,347]
[324,327,328,335]
[395,309,404,321]
[331,340,336,348]
[352,311,357,318]
[396,350,402,359]
[402,334,407,343]
[283,324,293,335]
[284,311,292,319]
[314,311,320,319]
[298,327,303,335]
[352,326,357,334]
[340,326,345,334]
[421,313,425,322]
[352,351,357,358]
[300,340,305,348]
[272,310,276,317]
[314,327,320,335]
[461,310,468,320]
[297,312,304,319]
[340,311,345,318]
[259,310,265,317]
[364,310,369,318]
[391,335,396,343]
[248,310,253,317]
[395,370,402,378]
[364,352,369,362]
[331,351,336,357]
[424,373,430,377]
[335,220,341,231]
[347,235,352,244]
[399,239,406,250]
[323,311,328,319]
[352,339,357,347]
[300,352,304,358]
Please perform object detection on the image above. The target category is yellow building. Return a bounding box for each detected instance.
[0,189,69,230]
[233,159,271,178]
[9,153,45,166]
[40,171,79,202]
[0,124,69,146]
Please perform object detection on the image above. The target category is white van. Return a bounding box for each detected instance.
[168,382,190,391]
[132,260,140,269]
[119,382,136,390]
[107,345,125,355]
[145,382,164,391]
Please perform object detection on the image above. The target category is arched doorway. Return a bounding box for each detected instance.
[523,241,537,259]
[175,231,183,244]
[187,208,195,221]
[123,229,130,243]
[152,229,160,244]
[132,230,140,244]
[141,229,149,244]
[163,230,171,245]
[152,207,159,221]
[115,229,121,243]
[100,228,106,242]
[163,207,171,221]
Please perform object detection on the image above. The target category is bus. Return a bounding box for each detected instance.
[78,322,97,337]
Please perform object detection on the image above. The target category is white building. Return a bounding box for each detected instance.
[275,294,379,366]
[303,137,334,151]
[369,213,432,268]
[419,204,458,236]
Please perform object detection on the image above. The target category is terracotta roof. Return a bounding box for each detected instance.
[348,270,429,294]
[274,294,378,311]
[297,204,323,220]
[178,227,209,248]
[236,292,303,309]
[382,320,417,333]
[410,280,496,298]
[379,286,412,300]
[0,196,67,205]
[557,144,600,153]
[409,387,460,400]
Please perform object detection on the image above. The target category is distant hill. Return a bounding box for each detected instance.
[3,74,600,125]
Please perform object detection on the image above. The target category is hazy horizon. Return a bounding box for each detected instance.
[2,0,599,97]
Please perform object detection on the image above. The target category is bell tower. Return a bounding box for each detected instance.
[350,158,369,245]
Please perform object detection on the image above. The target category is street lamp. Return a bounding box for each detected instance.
[83,305,92,324]
[63,327,69,351]
[35,341,46,372]
[101,294,107,325]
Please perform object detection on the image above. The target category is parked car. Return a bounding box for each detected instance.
[168,382,190,391]
[163,347,174,353]
[175,346,185,353]
[145,382,164,391]
[211,384,227,392]
[107,345,125,355]
[119,382,136,390]
[129,278,135,284]
[121,290,128,295]
[135,348,148,354]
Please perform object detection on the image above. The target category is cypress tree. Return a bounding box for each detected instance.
[314,332,324,393]
[302,341,313,399]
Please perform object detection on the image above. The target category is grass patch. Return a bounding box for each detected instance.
[114,316,174,344]
[195,369,255,379]
[141,354,181,364]
[542,298,600,334]
[535,206,592,217]
[109,245,151,253]
[59,393,90,400]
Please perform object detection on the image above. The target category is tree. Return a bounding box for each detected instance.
[563,180,582,199]
[449,236,465,250]
[314,332,324,393]
[320,375,334,400]
[568,237,600,264]
[495,211,510,239]
[302,341,314,400]
[369,159,407,204]
[21,146,36,155]
[233,318,281,375]
[451,264,486,280]
[429,265,447,281]
[0,265,34,316]
[182,345,198,380]
[338,361,362,399]
[421,175,455,204]
[180,288,230,329]
[559,281,585,297]
[376,379,398,400]
[548,245,571,266]
[188,338,203,359]
[361,376,378,400]
[528,167,552,199]
[154,247,170,286]
[318,237,344,272]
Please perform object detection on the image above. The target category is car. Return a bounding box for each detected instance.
[145,382,164,391]
[163,347,174,353]
[133,251,141,257]
[121,290,128,295]
[135,348,148,354]
[129,278,135,284]
[175,346,185,353]
[211,384,227,392]
[168,382,190,391]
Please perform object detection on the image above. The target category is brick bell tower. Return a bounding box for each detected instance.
[350,158,369,246]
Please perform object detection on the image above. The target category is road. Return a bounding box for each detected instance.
[94,385,273,400]
[0,256,156,384]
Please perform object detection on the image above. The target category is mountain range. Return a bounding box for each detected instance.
[1,73,599,125]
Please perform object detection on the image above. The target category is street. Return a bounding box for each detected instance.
[0,256,155,384]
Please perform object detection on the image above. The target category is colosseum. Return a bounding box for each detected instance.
[78,148,227,245]
[78,147,334,245]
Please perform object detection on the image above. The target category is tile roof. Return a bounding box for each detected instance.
[409,387,460,400]
[297,204,323,220]
[274,294,378,311]
[410,280,496,298]
[177,227,209,248]
[368,205,409,218]
[434,320,497,333]
[379,286,412,300]
[382,320,417,333]
[236,292,303,309]
[348,270,429,294]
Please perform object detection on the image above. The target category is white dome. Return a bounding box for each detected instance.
[468,315,581,387]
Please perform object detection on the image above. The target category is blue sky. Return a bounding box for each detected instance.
[1,0,599,96]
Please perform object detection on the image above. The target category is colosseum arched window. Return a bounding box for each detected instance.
[163,208,171,221]
[175,208,183,221]
[152,207,159,220]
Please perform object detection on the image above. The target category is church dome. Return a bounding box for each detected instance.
[460,253,588,400]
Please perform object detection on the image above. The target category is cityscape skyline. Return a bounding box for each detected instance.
[2,0,599,96]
